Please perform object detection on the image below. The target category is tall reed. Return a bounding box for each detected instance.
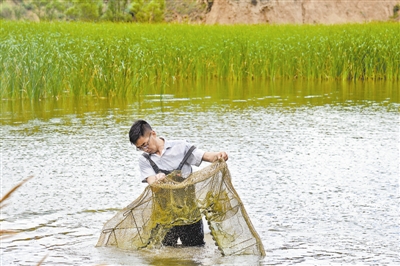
[1,21,399,99]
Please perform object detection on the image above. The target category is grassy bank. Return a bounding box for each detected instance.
[1,21,399,99]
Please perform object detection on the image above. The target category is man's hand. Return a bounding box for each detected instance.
[147,172,166,184]
[203,151,229,162]
[216,151,228,161]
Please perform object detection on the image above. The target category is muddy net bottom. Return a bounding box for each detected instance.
[96,160,265,256]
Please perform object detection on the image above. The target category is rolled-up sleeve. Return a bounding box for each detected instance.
[189,147,205,167]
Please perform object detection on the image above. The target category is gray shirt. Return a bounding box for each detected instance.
[138,138,205,180]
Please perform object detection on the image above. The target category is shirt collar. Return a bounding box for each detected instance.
[159,137,171,156]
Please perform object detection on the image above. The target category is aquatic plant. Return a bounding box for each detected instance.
[0,176,33,216]
[0,176,47,265]
[1,21,399,99]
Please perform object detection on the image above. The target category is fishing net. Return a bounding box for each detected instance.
[96,160,265,256]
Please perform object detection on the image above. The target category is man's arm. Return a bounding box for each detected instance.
[202,151,228,163]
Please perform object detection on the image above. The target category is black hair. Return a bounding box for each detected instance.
[129,120,152,145]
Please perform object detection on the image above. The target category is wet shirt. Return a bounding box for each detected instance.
[138,138,205,180]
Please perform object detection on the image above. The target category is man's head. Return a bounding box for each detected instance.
[129,120,152,146]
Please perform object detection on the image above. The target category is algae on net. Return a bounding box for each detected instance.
[96,160,265,256]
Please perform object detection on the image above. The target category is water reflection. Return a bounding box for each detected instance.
[1,80,398,124]
[1,80,399,265]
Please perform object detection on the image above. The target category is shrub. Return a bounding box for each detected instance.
[0,4,13,19]
[393,4,400,18]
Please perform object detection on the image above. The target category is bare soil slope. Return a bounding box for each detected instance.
[205,0,399,24]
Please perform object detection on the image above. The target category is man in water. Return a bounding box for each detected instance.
[129,119,228,247]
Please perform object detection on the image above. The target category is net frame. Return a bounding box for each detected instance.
[96,160,265,256]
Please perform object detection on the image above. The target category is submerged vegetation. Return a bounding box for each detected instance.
[1,21,399,99]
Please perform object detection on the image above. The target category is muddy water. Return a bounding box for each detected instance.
[1,80,399,265]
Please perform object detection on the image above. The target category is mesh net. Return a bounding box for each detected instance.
[96,160,265,256]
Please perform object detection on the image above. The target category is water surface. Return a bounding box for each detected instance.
[1,80,399,265]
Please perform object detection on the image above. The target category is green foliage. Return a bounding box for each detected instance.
[2,0,136,22]
[79,2,100,21]
[0,4,13,19]
[0,0,199,22]
[393,4,400,18]
[101,0,131,22]
[31,0,47,19]
[44,0,65,20]
[1,21,399,99]
[65,5,79,20]
[129,0,165,22]
[13,5,27,20]
[22,1,34,11]
[394,4,400,13]
[66,0,102,21]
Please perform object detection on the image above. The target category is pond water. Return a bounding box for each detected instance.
[1,80,399,265]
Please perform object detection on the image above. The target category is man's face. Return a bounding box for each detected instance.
[135,131,154,153]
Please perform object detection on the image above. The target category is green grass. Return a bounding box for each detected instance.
[1,21,399,99]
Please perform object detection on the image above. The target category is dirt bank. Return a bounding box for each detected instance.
[205,0,399,24]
